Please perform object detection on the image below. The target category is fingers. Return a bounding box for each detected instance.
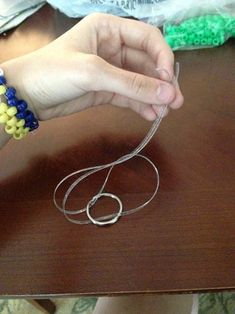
[109,93,159,121]
[89,56,176,107]
[72,14,182,110]
[120,46,159,77]
[41,90,168,122]
[117,46,184,110]
[152,105,169,117]
[106,93,170,121]
[93,14,174,78]
[168,80,184,109]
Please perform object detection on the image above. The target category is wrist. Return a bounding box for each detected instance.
[1,54,56,122]
[1,58,32,107]
[0,62,39,143]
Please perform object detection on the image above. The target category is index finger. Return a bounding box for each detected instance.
[106,15,174,79]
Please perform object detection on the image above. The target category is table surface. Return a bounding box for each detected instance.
[0,5,234,298]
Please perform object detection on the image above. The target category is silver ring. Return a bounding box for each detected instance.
[86,192,123,226]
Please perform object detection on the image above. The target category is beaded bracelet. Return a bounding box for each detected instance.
[0,68,39,140]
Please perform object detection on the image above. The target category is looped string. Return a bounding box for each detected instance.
[53,63,179,226]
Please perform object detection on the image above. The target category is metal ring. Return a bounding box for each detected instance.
[86,192,123,226]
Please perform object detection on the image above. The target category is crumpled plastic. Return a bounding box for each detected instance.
[1,0,234,52]
[0,0,168,34]
[0,0,45,34]
[47,0,167,19]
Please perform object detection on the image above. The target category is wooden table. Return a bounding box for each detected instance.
[0,5,234,298]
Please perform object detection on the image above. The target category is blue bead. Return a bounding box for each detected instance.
[16,111,27,119]
[0,76,6,84]
[30,120,39,130]
[25,111,35,122]
[7,97,18,106]
[17,100,27,111]
[26,119,39,131]
[5,87,16,99]
[25,121,32,128]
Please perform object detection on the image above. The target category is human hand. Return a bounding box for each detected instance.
[2,13,183,122]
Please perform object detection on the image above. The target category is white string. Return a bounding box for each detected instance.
[53,63,179,226]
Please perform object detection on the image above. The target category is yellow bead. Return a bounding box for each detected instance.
[0,85,6,95]
[15,126,29,137]
[6,116,17,126]
[0,102,8,114]
[6,106,17,117]
[13,133,25,140]
[23,127,30,134]
[15,126,24,135]
[16,119,25,127]
[5,125,16,134]
[0,113,9,123]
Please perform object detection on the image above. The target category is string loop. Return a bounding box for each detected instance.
[53,63,179,226]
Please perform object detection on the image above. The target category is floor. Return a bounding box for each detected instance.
[0,293,234,314]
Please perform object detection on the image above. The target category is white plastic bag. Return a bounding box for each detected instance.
[47,0,167,19]
[0,0,45,34]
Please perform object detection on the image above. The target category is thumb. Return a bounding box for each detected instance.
[92,58,176,106]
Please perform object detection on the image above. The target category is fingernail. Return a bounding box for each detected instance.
[157,83,174,103]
